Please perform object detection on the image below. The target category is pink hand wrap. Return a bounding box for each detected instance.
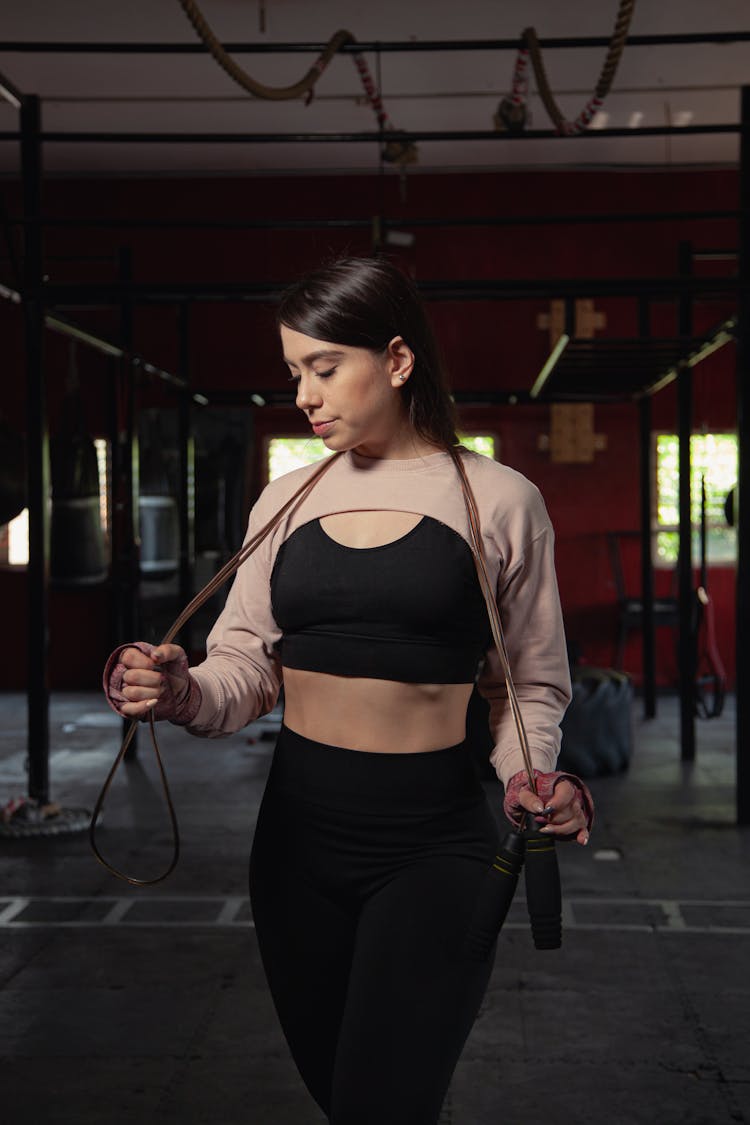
[503,767,595,835]
[102,641,202,726]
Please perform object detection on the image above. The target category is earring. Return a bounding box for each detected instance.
[399,374,406,382]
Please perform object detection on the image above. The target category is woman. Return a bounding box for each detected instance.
[104,256,593,1125]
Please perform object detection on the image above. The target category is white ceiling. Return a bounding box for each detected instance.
[0,0,748,177]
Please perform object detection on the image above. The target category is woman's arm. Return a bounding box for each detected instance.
[103,485,284,738]
[474,493,593,844]
[476,522,572,786]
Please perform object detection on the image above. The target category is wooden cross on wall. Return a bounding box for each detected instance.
[536,298,606,349]
[535,299,608,464]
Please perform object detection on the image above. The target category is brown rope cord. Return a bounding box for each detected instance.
[175,1,417,165]
[91,446,537,884]
[523,0,636,132]
[89,451,343,886]
[177,0,354,101]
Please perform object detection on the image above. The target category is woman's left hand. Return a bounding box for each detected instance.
[516,780,590,846]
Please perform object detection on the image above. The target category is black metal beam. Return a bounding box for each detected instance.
[21,94,49,806]
[2,32,749,52]
[638,297,657,718]
[117,247,140,759]
[176,303,195,656]
[0,67,22,109]
[1,282,210,401]
[0,124,739,145]
[6,210,740,231]
[677,241,696,762]
[41,276,743,306]
[639,395,656,717]
[737,87,750,825]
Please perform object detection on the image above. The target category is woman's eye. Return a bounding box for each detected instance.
[286,367,336,384]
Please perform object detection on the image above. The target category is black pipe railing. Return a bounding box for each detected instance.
[21,93,49,807]
[2,32,749,53]
[0,124,742,145]
[37,275,744,306]
[4,210,741,231]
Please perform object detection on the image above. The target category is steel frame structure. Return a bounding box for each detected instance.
[0,35,748,824]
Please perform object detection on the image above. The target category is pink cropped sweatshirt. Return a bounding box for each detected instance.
[173,446,573,789]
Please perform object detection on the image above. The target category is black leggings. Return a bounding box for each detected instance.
[248,725,501,1125]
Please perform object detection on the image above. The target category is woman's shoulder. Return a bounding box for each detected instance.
[461,447,544,504]
[460,448,551,541]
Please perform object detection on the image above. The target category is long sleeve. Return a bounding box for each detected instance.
[475,501,572,788]
[185,485,284,737]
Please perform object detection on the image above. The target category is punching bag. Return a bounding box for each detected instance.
[50,346,107,586]
[139,419,179,581]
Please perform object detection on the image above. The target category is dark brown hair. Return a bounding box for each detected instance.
[277,256,458,449]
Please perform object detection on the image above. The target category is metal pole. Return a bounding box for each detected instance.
[41,275,740,305]
[1,31,749,52]
[177,303,195,656]
[9,209,739,232]
[737,87,750,824]
[21,94,50,806]
[677,241,696,761]
[0,123,736,145]
[638,297,657,717]
[118,247,140,756]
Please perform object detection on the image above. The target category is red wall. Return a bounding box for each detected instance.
[0,168,739,688]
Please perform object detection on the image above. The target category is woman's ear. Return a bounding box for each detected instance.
[386,336,415,387]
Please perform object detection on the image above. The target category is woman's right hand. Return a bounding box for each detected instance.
[106,642,192,721]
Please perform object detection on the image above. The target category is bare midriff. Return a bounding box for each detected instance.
[281,668,475,754]
[280,510,475,753]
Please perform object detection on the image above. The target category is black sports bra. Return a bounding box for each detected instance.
[270,515,492,683]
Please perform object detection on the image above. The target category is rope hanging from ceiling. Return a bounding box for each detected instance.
[495,0,637,134]
[176,0,417,165]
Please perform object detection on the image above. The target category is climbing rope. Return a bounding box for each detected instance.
[176,0,417,165]
[495,0,637,135]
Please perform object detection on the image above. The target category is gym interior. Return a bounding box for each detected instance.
[1,3,749,1123]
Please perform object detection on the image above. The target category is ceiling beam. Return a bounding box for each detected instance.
[1,32,749,53]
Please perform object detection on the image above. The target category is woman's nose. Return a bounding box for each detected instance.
[295,375,322,412]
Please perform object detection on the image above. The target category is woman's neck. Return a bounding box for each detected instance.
[352,428,444,461]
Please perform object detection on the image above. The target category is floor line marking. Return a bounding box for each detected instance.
[661,901,687,929]
[215,896,245,925]
[102,899,133,924]
[0,896,747,933]
[0,898,28,925]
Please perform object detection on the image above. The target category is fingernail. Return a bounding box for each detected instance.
[534,802,544,814]
[540,825,554,833]
[146,698,158,707]
[583,833,590,846]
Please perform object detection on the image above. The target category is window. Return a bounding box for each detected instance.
[654,433,737,566]
[267,434,497,482]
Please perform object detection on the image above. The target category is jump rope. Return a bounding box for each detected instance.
[90,446,563,952]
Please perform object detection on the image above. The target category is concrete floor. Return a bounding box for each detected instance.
[0,691,748,1125]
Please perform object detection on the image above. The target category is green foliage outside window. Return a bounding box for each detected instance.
[458,434,496,458]
[268,434,496,483]
[268,437,330,482]
[655,433,737,565]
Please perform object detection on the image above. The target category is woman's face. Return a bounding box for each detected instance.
[280,324,414,458]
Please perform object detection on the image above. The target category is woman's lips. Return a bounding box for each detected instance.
[312,419,336,435]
